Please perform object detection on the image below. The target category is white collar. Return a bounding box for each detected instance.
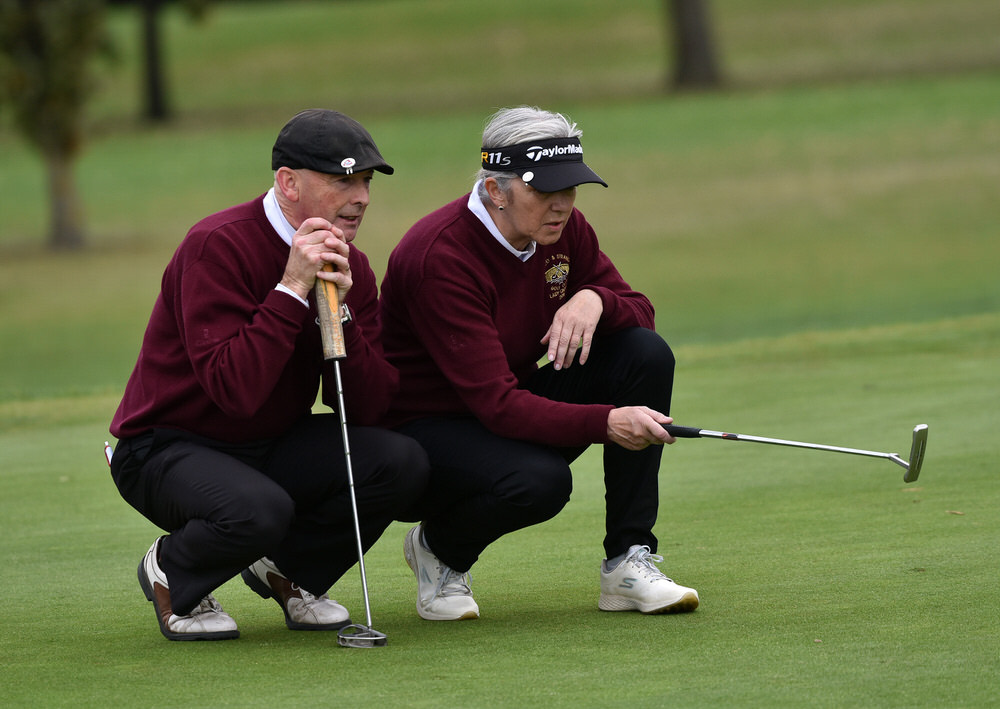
[467,180,536,262]
[263,187,295,246]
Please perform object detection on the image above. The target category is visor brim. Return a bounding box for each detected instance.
[515,162,607,192]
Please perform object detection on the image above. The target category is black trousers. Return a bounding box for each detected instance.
[397,327,675,572]
[111,414,429,616]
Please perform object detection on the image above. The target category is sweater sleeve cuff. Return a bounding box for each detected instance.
[588,404,615,443]
[264,286,313,327]
[587,286,617,322]
[275,282,309,307]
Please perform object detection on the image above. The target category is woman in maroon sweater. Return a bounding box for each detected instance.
[110,110,428,641]
[380,107,699,621]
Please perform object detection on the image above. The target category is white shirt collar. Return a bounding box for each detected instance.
[263,187,295,246]
[468,180,536,262]
[263,187,311,306]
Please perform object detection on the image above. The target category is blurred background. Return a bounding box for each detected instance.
[1,0,998,400]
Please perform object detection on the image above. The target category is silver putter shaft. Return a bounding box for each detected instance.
[315,269,387,648]
[331,361,387,648]
[664,423,928,483]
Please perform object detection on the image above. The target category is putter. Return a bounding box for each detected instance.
[315,267,387,648]
[664,423,928,483]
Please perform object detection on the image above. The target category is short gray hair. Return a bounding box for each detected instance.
[475,106,583,200]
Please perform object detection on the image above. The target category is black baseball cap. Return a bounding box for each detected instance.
[480,136,606,192]
[272,109,393,175]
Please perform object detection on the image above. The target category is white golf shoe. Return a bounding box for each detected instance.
[241,557,351,630]
[599,544,699,614]
[137,537,239,641]
[403,525,479,621]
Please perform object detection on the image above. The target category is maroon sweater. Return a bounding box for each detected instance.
[379,195,655,448]
[111,195,396,443]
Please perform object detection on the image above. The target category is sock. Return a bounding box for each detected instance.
[605,552,626,571]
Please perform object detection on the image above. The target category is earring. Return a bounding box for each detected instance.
[497,204,505,211]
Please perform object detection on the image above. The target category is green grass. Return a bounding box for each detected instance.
[1,0,999,706]
[2,315,998,707]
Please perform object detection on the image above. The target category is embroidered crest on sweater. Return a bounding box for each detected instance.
[544,255,570,300]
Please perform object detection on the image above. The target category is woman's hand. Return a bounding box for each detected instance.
[541,289,603,370]
[607,407,676,450]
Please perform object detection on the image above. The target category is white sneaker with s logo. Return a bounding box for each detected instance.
[599,545,699,614]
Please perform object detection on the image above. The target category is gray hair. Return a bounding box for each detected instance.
[475,106,583,200]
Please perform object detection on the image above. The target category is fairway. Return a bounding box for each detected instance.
[1,1,998,706]
[2,315,997,707]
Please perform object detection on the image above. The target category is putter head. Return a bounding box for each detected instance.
[902,424,929,483]
[337,623,387,648]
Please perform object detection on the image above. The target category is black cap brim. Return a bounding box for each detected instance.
[514,161,607,192]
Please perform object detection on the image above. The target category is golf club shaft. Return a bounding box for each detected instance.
[664,424,898,461]
[315,266,376,631]
[332,359,374,629]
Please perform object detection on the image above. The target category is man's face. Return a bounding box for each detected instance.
[293,168,374,243]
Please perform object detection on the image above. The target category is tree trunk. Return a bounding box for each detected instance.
[142,0,170,121]
[668,0,722,89]
[45,150,85,250]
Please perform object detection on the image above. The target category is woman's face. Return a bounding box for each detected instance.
[494,179,577,251]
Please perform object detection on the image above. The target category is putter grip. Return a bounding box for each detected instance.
[315,265,347,360]
[664,424,703,438]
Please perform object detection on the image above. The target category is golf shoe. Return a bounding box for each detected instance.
[403,525,479,621]
[138,537,239,641]
[241,557,351,630]
[599,544,699,614]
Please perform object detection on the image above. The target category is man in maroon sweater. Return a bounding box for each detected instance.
[110,110,428,641]
[380,106,699,621]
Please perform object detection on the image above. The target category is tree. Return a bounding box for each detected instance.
[0,0,112,250]
[140,0,171,121]
[666,0,722,89]
[109,0,210,123]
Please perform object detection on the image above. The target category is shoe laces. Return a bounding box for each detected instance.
[434,564,473,599]
[291,583,333,607]
[628,546,674,582]
[191,594,225,616]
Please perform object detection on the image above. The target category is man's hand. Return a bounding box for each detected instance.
[279,217,353,302]
[541,289,603,370]
[607,407,676,450]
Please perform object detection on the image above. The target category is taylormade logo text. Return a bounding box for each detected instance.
[525,144,583,161]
